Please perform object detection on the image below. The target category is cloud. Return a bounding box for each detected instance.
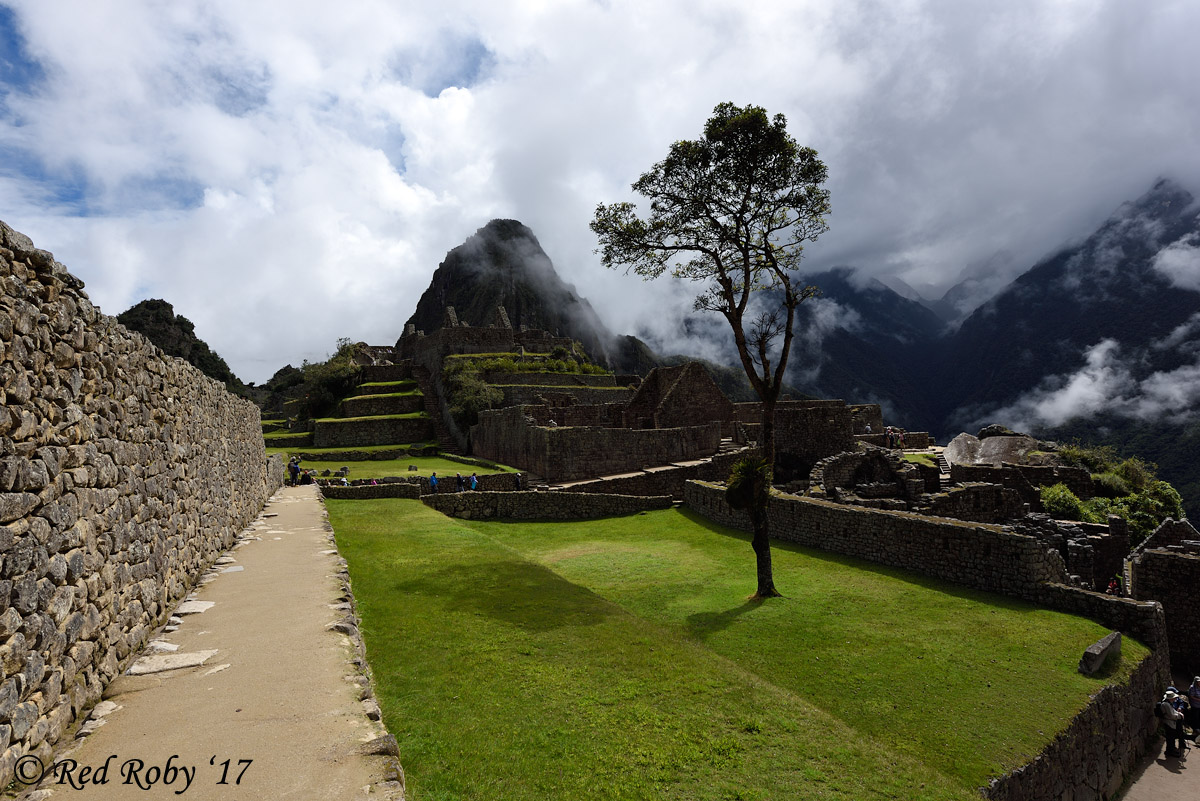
[1152,233,1200,291]
[977,338,1200,431]
[0,1,1198,382]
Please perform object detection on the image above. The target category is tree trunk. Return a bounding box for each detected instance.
[751,397,781,598]
[751,514,779,598]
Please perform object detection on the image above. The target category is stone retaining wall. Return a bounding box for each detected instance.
[483,372,622,387]
[423,490,672,520]
[495,385,634,408]
[339,394,424,418]
[312,415,434,448]
[0,220,282,785]
[562,449,754,499]
[321,483,422,500]
[685,481,1067,597]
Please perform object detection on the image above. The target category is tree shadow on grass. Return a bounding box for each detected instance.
[684,598,766,640]
[393,559,617,632]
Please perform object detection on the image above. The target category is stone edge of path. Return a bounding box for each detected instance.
[13,488,406,801]
[315,491,407,800]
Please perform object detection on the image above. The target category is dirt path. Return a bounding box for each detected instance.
[1119,730,1195,800]
[15,485,401,800]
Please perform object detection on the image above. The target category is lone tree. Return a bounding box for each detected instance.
[591,102,830,598]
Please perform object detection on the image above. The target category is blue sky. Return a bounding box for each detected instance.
[1,0,1199,383]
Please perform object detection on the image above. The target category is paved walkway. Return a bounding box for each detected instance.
[16,485,401,800]
[1120,687,1196,801]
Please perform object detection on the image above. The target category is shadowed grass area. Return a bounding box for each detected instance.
[462,509,1148,789]
[329,500,980,801]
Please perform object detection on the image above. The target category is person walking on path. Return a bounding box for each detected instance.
[1188,677,1200,730]
[429,472,439,493]
[469,473,478,491]
[456,472,465,492]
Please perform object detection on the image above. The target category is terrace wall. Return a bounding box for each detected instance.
[423,490,672,520]
[0,220,283,784]
[312,416,434,448]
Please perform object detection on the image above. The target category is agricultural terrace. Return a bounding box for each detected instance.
[327,500,1146,801]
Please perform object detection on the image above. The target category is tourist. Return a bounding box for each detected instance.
[514,472,522,491]
[456,472,465,492]
[429,472,439,493]
[469,473,478,491]
[1188,677,1200,731]
[287,458,300,486]
[864,423,873,434]
[1159,690,1186,757]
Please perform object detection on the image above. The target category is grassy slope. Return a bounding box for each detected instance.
[329,501,1146,799]
[464,510,1145,788]
[330,500,975,801]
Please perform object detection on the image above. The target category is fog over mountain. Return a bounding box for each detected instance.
[1,2,1199,383]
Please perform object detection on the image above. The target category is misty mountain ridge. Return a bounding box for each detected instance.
[397,178,1200,515]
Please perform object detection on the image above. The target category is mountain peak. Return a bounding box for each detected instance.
[403,220,615,362]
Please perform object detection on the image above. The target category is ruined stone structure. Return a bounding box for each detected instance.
[472,405,723,482]
[1131,537,1200,674]
[0,221,281,785]
[623,362,734,431]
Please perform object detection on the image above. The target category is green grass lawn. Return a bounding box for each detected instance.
[268,451,514,478]
[328,501,1147,800]
[903,453,938,468]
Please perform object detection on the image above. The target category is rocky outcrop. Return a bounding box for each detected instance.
[0,220,280,785]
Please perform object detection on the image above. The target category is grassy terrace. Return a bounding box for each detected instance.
[314,411,430,424]
[267,448,514,478]
[359,379,419,390]
[328,501,1145,800]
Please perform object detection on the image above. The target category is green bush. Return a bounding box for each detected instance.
[1040,483,1084,521]
[293,339,364,420]
[446,372,503,429]
[1091,472,1131,498]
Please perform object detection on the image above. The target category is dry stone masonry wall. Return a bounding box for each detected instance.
[0,221,281,786]
[423,490,672,520]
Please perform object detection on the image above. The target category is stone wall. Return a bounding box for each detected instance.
[561,449,755,499]
[423,490,672,520]
[320,482,422,500]
[983,650,1163,801]
[0,220,282,784]
[312,415,434,448]
[483,372,623,387]
[495,385,633,408]
[1132,549,1200,674]
[472,405,722,481]
[684,481,1068,597]
[339,393,424,418]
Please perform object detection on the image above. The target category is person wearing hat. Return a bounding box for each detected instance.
[1159,690,1186,757]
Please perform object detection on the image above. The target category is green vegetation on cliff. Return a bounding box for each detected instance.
[117,299,246,394]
